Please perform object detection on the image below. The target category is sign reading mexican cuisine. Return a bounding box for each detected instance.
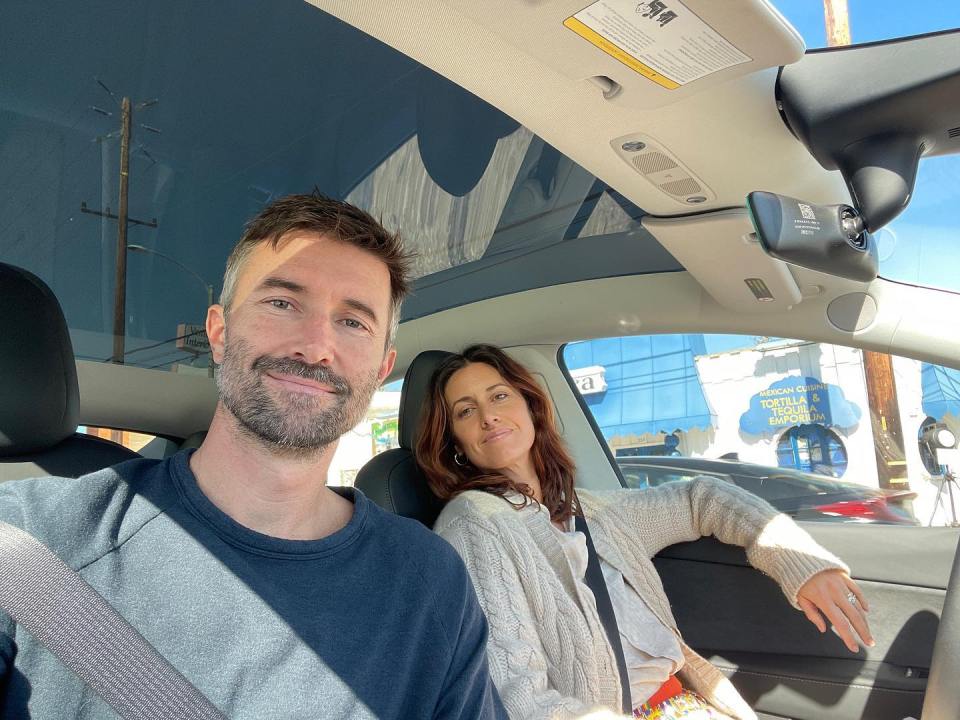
[739,376,861,438]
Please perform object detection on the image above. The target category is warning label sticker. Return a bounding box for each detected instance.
[564,0,752,90]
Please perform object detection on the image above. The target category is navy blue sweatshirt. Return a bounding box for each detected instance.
[0,451,506,719]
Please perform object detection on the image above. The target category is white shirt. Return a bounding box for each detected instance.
[548,515,684,708]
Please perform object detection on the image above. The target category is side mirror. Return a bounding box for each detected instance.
[746,191,878,282]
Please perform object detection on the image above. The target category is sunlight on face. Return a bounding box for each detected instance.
[210,233,396,452]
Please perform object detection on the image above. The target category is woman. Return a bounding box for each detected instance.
[415,344,873,720]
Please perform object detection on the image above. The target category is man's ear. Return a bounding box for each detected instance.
[378,347,397,384]
[206,304,227,364]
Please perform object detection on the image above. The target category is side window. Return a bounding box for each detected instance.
[563,335,958,526]
[78,426,158,455]
[325,380,403,486]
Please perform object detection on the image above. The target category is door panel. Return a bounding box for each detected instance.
[653,524,959,720]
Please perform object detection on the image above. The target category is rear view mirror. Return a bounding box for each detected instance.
[746,191,878,282]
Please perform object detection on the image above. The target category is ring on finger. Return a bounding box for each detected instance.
[846,591,858,605]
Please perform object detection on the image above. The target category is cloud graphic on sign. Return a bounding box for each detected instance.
[739,375,861,438]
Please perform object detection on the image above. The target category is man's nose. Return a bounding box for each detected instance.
[293,316,335,366]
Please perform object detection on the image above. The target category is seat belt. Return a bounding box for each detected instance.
[574,514,633,715]
[0,520,227,720]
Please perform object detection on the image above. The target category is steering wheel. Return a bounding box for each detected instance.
[920,536,960,719]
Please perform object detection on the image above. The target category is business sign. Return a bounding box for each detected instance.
[372,418,399,454]
[176,323,210,354]
[570,365,607,395]
[740,376,861,438]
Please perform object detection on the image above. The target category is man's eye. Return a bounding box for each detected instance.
[269,299,291,310]
[342,318,366,330]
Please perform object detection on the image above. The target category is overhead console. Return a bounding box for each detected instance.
[439,0,804,109]
[643,209,804,314]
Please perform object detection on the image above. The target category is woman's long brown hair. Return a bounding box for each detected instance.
[414,344,578,523]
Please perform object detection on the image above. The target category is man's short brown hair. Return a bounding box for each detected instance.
[221,191,413,347]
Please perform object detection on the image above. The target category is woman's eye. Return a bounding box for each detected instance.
[494,392,509,401]
[457,407,475,419]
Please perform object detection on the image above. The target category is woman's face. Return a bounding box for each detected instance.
[443,362,537,474]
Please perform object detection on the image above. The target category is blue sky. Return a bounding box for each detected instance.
[776,0,960,47]
[773,1,960,295]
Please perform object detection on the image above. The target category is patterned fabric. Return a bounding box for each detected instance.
[634,690,724,719]
[434,480,849,720]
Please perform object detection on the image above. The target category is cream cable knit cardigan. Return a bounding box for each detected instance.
[433,476,849,720]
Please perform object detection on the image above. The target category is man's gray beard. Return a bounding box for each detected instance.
[216,336,380,453]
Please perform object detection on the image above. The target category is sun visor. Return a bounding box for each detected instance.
[442,0,804,109]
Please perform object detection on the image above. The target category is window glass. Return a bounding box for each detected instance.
[326,385,402,487]
[776,425,849,476]
[874,155,960,294]
[0,0,647,373]
[564,334,959,526]
[775,1,960,49]
[78,426,156,454]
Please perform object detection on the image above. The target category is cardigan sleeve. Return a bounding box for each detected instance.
[437,513,630,720]
[599,477,849,607]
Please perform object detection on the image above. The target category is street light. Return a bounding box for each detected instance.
[127,244,214,376]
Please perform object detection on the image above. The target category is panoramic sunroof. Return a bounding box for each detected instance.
[0,0,654,372]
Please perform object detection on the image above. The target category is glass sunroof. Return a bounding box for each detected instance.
[0,0,651,372]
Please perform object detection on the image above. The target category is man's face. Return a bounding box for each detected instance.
[206,233,396,452]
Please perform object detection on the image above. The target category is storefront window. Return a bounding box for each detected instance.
[776,425,849,477]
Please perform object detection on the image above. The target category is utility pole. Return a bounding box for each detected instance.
[114,97,131,366]
[823,0,851,47]
[823,2,908,487]
[81,81,159,364]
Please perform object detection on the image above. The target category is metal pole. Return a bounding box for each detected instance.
[112,97,132,364]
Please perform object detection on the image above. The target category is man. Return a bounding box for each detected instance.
[0,193,507,719]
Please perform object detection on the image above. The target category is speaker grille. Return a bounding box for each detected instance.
[631,151,678,175]
[949,126,960,139]
[613,134,714,205]
[660,178,702,196]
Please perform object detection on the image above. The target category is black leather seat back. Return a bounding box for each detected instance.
[355,350,453,527]
[0,262,140,482]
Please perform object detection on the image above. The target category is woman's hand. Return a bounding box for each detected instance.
[797,568,875,653]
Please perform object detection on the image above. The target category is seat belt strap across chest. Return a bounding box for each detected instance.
[0,520,227,720]
[575,514,633,715]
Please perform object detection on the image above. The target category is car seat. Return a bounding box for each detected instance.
[355,350,452,527]
[0,262,140,482]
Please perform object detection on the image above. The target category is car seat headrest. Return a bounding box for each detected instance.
[0,263,81,456]
[398,350,455,450]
